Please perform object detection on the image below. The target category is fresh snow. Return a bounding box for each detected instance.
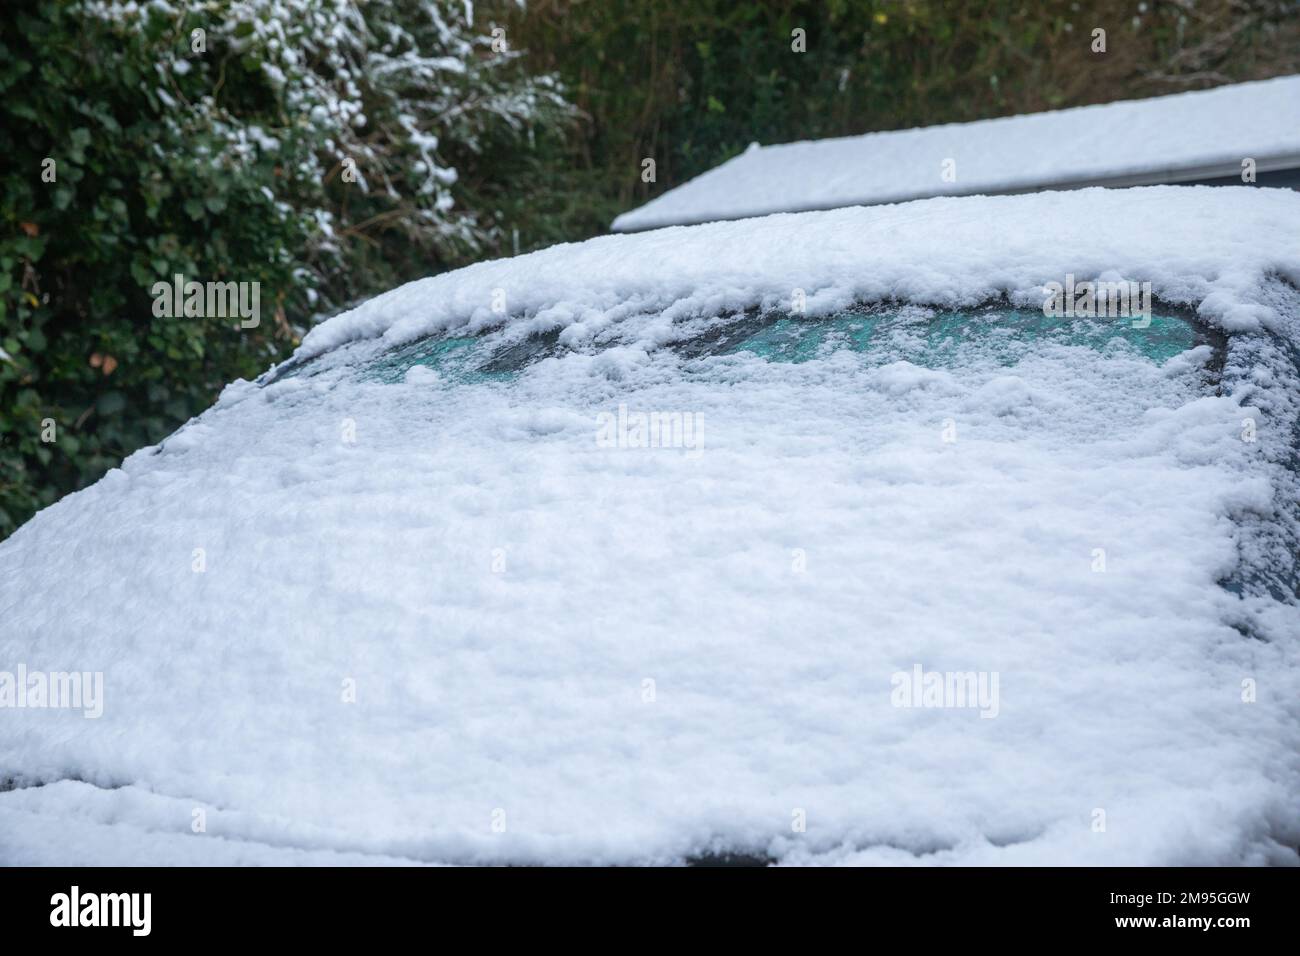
[2,187,1299,865]
[298,185,1299,362]
[611,75,1300,231]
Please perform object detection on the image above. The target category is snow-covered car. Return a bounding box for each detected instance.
[2,186,1298,865]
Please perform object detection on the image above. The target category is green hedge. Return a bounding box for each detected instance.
[0,0,566,538]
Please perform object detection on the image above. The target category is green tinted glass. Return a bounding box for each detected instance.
[357,307,1205,381]
[361,335,500,384]
[726,309,1200,368]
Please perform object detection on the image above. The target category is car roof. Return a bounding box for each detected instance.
[612,75,1300,231]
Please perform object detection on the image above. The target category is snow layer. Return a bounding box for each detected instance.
[612,75,1300,231]
[296,186,1300,366]
[2,187,1300,865]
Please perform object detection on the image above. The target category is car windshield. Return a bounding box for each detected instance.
[351,305,1214,385]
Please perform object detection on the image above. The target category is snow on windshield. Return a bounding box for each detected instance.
[1,187,1298,865]
[288,186,1300,372]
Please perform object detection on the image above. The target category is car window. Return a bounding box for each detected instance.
[352,305,1216,384]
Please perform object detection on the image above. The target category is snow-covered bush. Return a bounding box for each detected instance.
[82,0,571,302]
[0,0,569,537]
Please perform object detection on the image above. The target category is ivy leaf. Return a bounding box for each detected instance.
[96,391,127,416]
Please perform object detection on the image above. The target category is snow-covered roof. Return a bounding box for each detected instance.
[612,74,1300,232]
[3,187,1299,865]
